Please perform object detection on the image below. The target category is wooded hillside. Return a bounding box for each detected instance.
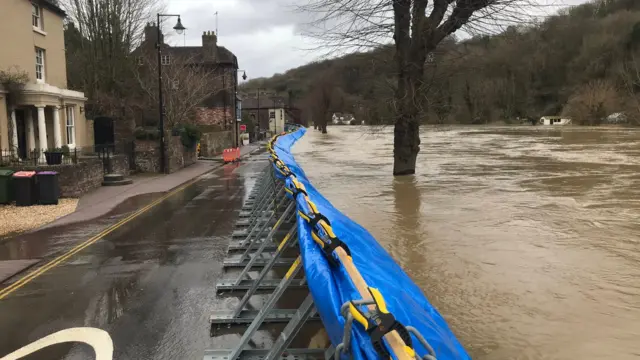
[242,0,640,126]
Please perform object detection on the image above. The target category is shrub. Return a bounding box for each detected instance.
[134,127,161,140]
[178,124,202,149]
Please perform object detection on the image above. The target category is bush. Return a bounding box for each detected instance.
[134,127,161,140]
[178,124,202,149]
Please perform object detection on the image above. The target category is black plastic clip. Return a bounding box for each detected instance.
[349,288,413,358]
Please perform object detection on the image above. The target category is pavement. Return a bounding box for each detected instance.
[47,143,263,228]
[0,148,272,359]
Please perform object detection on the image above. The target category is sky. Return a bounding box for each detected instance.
[165,0,592,80]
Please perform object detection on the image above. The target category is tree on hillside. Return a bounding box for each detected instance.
[301,0,538,175]
[303,77,343,133]
[562,80,622,125]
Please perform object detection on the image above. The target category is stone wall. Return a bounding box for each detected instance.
[6,158,104,198]
[109,154,130,175]
[167,136,197,174]
[134,139,161,173]
[200,131,233,158]
[134,137,196,174]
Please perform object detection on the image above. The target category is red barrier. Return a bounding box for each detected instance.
[222,147,241,163]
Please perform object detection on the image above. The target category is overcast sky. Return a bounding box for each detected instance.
[165,0,591,80]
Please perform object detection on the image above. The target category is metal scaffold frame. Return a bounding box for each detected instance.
[205,162,326,360]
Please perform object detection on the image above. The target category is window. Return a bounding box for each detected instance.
[32,3,42,29]
[137,56,144,65]
[66,106,76,146]
[161,55,170,65]
[35,48,45,82]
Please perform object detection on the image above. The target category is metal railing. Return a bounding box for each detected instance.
[0,143,134,167]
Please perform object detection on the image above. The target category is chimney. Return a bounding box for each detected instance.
[202,31,218,58]
[144,22,164,44]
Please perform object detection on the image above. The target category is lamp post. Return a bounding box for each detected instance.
[255,87,265,140]
[235,70,247,147]
[156,13,186,173]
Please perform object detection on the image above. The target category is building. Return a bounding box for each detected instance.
[0,0,89,159]
[331,112,356,125]
[240,92,302,136]
[133,24,240,136]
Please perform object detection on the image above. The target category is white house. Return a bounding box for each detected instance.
[538,116,572,125]
[331,112,355,125]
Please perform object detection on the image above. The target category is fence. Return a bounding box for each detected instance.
[0,143,135,168]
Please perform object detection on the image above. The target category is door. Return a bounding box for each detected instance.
[15,110,27,159]
[93,116,115,152]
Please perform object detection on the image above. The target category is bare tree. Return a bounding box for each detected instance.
[300,0,539,175]
[62,0,164,114]
[619,54,640,125]
[134,53,230,128]
[562,79,622,125]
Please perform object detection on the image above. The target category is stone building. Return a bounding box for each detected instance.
[133,23,240,136]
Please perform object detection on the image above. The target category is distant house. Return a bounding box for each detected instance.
[538,116,572,125]
[331,112,355,125]
[0,0,90,159]
[240,93,301,134]
[133,24,240,133]
[605,112,627,124]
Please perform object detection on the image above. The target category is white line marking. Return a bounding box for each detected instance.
[2,327,113,360]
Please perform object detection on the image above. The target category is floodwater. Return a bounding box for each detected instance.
[292,126,640,360]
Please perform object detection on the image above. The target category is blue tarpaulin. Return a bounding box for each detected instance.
[272,128,470,360]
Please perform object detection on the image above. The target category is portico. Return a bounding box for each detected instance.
[1,83,86,161]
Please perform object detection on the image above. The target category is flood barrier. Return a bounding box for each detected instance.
[205,128,470,360]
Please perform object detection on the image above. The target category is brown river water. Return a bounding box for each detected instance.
[292,126,640,360]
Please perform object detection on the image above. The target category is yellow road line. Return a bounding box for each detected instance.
[0,173,205,300]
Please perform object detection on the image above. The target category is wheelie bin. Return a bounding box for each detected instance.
[37,171,59,205]
[0,169,14,204]
[12,171,37,206]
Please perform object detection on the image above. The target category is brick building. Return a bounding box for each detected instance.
[133,23,240,134]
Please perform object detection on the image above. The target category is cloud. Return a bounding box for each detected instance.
[166,0,592,79]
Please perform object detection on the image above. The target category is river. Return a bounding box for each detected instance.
[292,126,640,360]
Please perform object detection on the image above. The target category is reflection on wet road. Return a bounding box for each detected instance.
[294,126,640,360]
[0,158,267,359]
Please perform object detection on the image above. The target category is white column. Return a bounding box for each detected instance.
[52,106,62,148]
[37,106,47,152]
[26,108,35,151]
[10,108,18,156]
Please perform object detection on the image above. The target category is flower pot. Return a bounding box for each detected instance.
[44,151,63,165]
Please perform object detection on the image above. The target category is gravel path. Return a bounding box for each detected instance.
[0,199,78,238]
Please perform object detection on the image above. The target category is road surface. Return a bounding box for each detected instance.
[0,156,268,359]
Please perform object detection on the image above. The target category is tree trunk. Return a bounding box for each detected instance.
[393,109,420,175]
[391,0,424,176]
[321,122,327,134]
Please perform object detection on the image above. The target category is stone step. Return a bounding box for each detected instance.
[102,173,133,186]
[103,173,125,182]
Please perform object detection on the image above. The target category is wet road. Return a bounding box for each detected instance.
[0,157,267,359]
[294,126,640,360]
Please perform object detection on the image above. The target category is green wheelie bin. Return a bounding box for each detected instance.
[0,169,14,204]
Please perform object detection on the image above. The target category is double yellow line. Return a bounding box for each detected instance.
[0,173,204,300]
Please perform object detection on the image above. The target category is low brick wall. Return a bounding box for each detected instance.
[134,137,196,174]
[5,158,104,198]
[200,131,233,158]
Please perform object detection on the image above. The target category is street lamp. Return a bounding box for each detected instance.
[234,70,248,147]
[156,13,186,173]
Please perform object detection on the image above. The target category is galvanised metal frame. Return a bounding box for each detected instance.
[206,163,325,360]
